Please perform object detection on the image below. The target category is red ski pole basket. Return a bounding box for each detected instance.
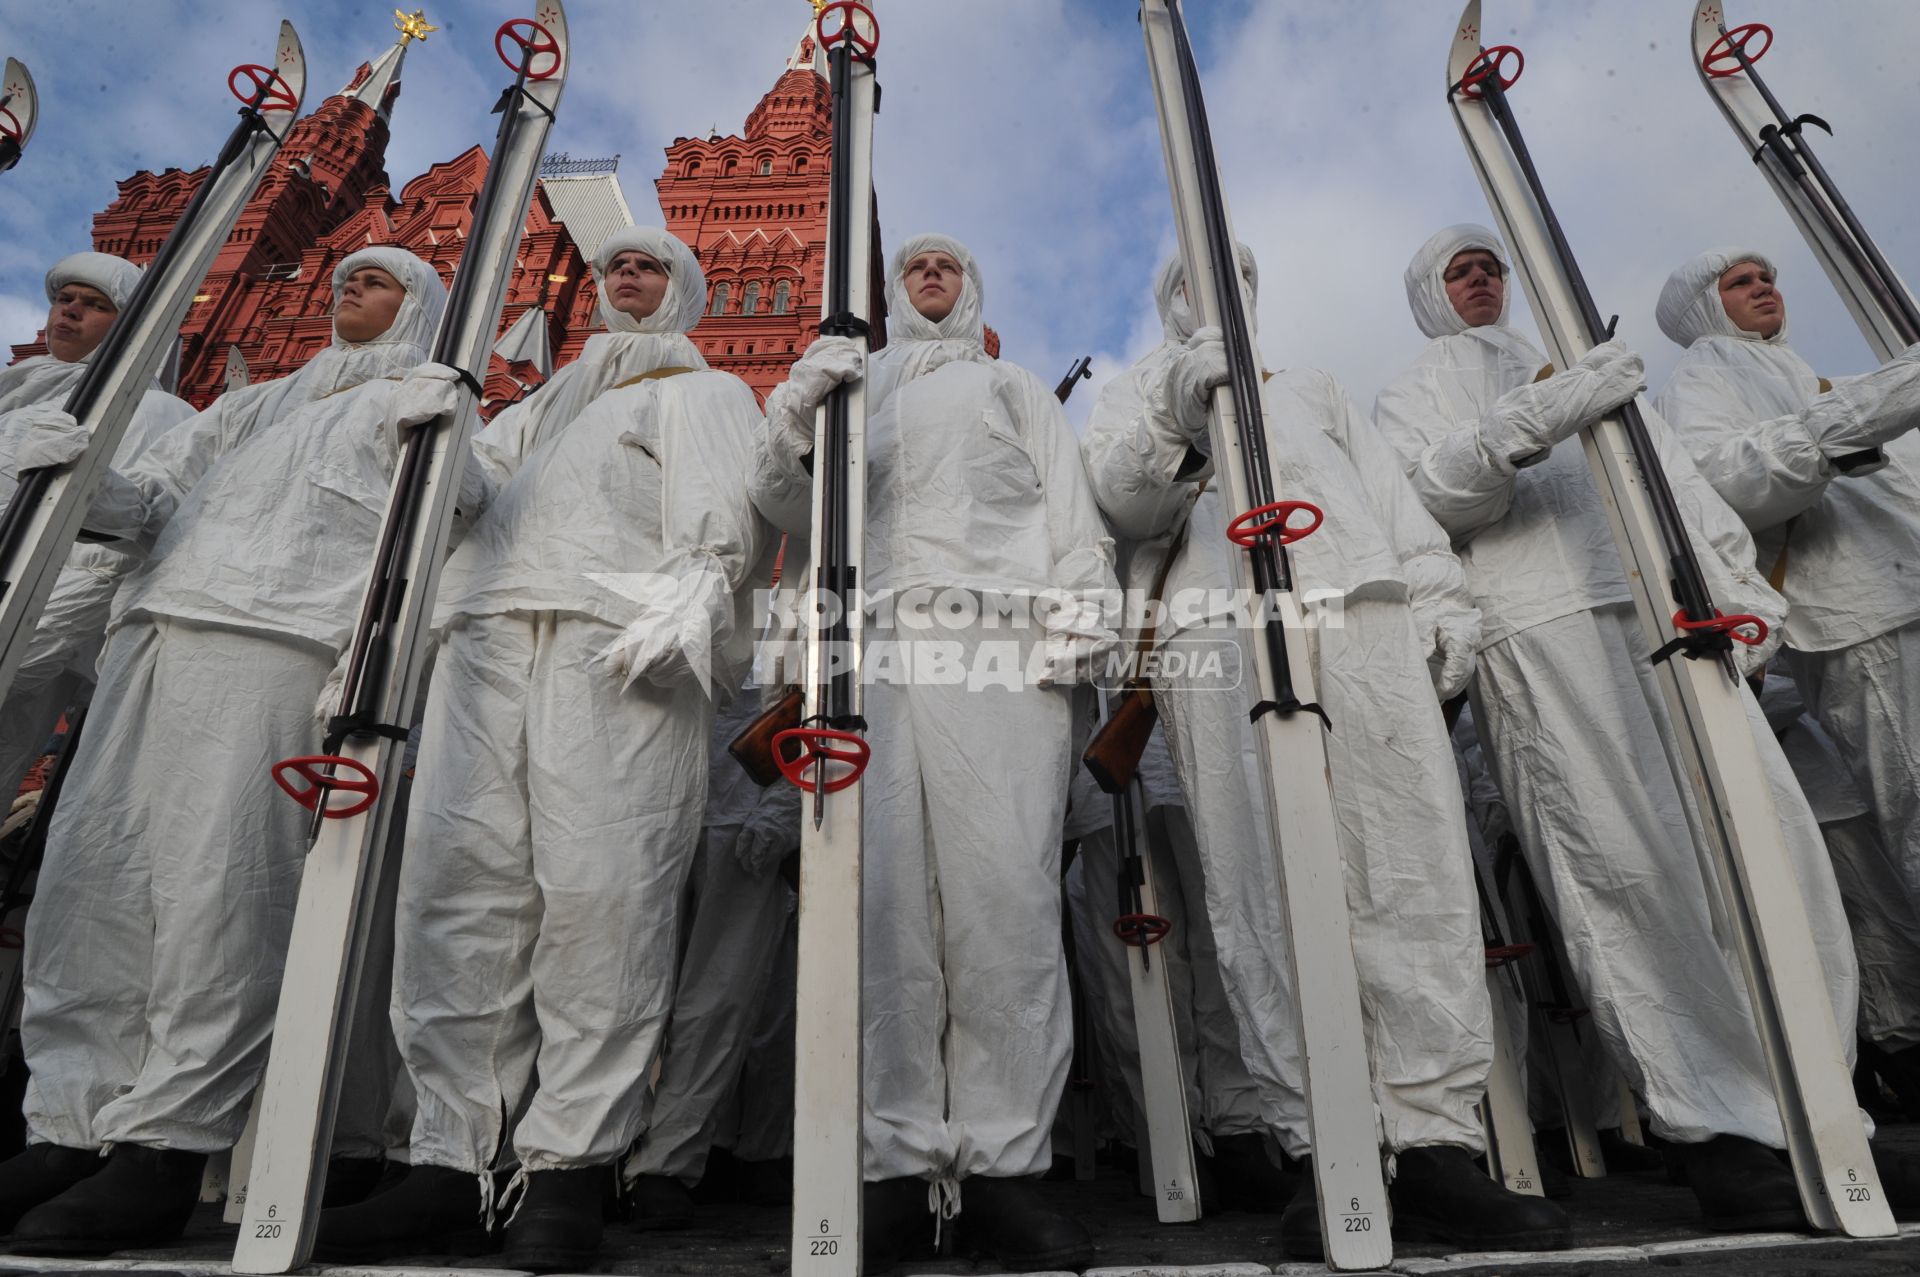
[1225,499,1323,548]
[1458,44,1525,99]
[271,754,379,819]
[1702,22,1773,77]
[495,18,563,80]
[815,1,880,61]
[227,64,299,113]
[1484,942,1536,969]
[772,726,871,794]
[1113,913,1172,948]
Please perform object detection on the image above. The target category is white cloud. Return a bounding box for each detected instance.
[0,0,1912,421]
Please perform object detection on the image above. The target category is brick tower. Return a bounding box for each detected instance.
[656,26,837,403]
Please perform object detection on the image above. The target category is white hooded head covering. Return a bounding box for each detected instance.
[1656,247,1786,347]
[0,251,149,413]
[331,245,446,358]
[879,233,996,384]
[1403,223,1545,374]
[478,228,709,437]
[46,251,143,313]
[592,226,710,335]
[189,245,444,446]
[1406,223,1514,338]
[1154,242,1258,343]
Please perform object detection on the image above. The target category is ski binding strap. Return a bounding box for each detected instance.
[772,725,871,794]
[271,754,379,819]
[1224,499,1323,548]
[1650,608,1768,665]
[819,311,871,340]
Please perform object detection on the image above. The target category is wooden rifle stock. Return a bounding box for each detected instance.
[1083,683,1156,794]
[728,685,804,787]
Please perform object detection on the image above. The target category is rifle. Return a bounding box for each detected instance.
[1055,355,1092,404]
[728,684,804,787]
[1081,483,1204,793]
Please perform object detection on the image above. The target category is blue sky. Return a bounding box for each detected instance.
[0,1,1914,424]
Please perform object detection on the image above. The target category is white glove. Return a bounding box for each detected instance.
[0,790,39,842]
[766,336,865,465]
[1425,609,1480,700]
[13,406,90,472]
[732,788,802,878]
[1486,339,1645,460]
[1813,354,1920,455]
[1158,327,1231,444]
[1034,597,1116,689]
[787,335,865,412]
[389,362,468,439]
[590,563,729,694]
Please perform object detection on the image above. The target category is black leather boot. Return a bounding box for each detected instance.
[1872,1143,1920,1221]
[1598,1127,1667,1173]
[862,1177,933,1273]
[1207,1132,1299,1212]
[501,1167,610,1274]
[1680,1134,1809,1232]
[321,1155,390,1209]
[12,1144,206,1255]
[1277,1159,1324,1260]
[627,1172,695,1230]
[314,1163,490,1261]
[958,1175,1094,1272]
[1391,1144,1571,1250]
[743,1156,794,1207]
[0,1144,100,1234]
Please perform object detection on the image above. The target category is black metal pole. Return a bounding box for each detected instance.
[1719,30,1920,344]
[0,85,279,589]
[1164,0,1310,715]
[1467,67,1733,675]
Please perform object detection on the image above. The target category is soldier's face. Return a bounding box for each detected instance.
[904,252,963,323]
[334,267,406,343]
[1718,260,1784,339]
[1443,250,1505,328]
[45,283,118,362]
[606,252,669,321]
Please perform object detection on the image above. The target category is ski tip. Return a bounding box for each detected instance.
[530,0,571,89]
[1448,0,1485,91]
[1692,0,1727,74]
[1,57,35,149]
[272,20,307,119]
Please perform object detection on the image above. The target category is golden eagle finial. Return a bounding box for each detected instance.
[394,9,437,44]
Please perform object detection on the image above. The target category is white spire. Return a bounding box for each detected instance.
[786,17,827,77]
[339,10,435,121]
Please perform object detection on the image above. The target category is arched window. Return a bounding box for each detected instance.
[742,282,761,315]
[710,282,730,316]
[722,157,739,176]
[793,155,809,174]
[758,156,773,176]
[772,280,791,314]
[685,159,702,177]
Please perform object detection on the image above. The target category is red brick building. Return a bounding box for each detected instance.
[658,29,835,402]
[10,16,845,411]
